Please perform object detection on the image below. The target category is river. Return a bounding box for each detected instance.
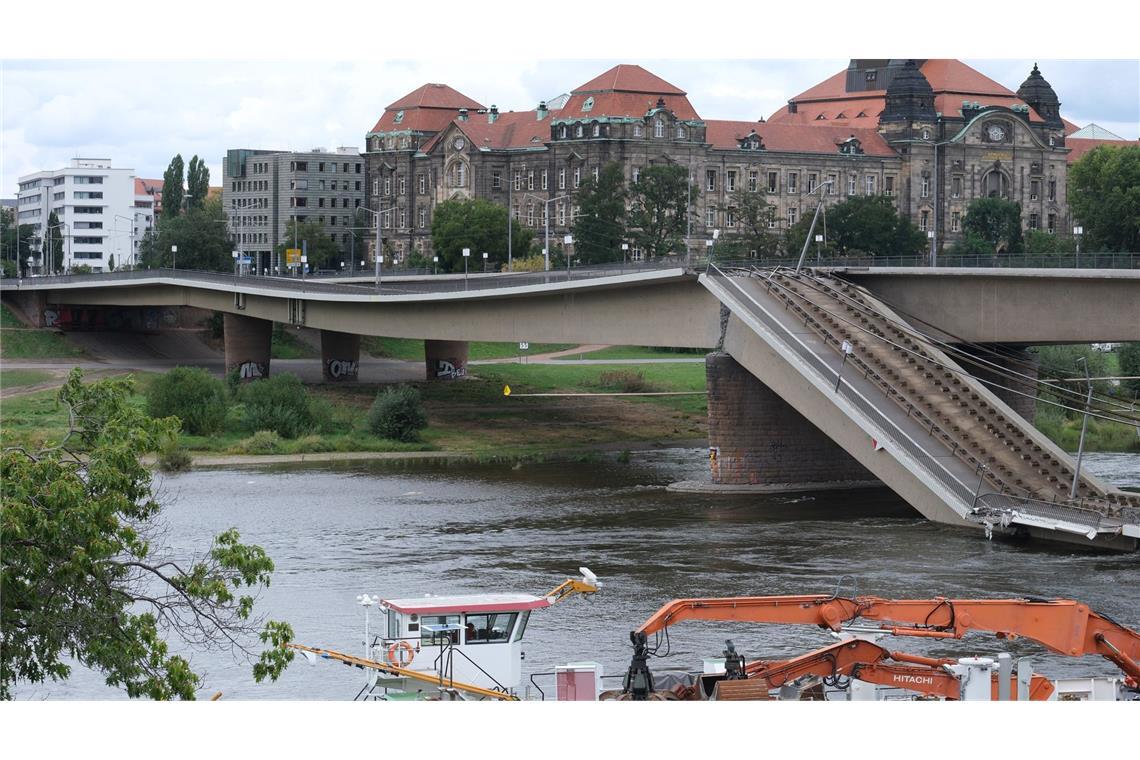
[14,449,1140,700]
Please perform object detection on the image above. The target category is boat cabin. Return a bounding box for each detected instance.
[379,593,553,691]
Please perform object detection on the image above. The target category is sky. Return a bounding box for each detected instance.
[2,3,1138,196]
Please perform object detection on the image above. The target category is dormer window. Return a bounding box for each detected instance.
[633,124,643,138]
[654,119,664,138]
[575,124,583,138]
[739,134,764,151]
[593,123,600,137]
[394,110,404,124]
[838,137,864,155]
[676,126,686,139]
[582,96,594,112]
[1049,134,1056,146]
[559,125,567,139]
[922,129,930,140]
[815,114,827,120]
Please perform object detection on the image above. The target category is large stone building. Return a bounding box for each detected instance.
[222,147,366,273]
[362,60,1083,263]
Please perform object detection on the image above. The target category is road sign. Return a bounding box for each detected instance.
[285,248,302,266]
[519,342,529,351]
[503,385,512,396]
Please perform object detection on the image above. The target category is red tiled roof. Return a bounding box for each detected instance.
[369,83,485,134]
[705,120,896,157]
[1065,137,1140,164]
[572,64,686,95]
[455,111,556,151]
[135,178,163,195]
[774,60,1042,125]
[1062,117,1082,136]
[560,91,700,120]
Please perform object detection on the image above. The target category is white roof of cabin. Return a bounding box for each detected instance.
[382,593,553,615]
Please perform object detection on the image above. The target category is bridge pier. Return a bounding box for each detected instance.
[959,346,1039,423]
[702,352,876,491]
[425,339,469,381]
[223,313,272,382]
[320,330,360,382]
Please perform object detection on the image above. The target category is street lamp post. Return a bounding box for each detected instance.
[432,255,438,275]
[45,221,71,275]
[171,244,177,271]
[522,193,572,272]
[114,215,135,270]
[563,234,573,278]
[1070,356,1093,500]
[621,242,629,268]
[462,248,470,288]
[482,251,489,273]
[794,180,833,272]
[232,250,239,281]
[1073,225,1083,266]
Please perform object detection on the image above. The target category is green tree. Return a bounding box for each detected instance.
[161,154,185,219]
[45,211,65,274]
[718,189,781,259]
[146,366,229,435]
[1,209,35,278]
[186,155,210,211]
[107,254,116,271]
[1068,144,1140,253]
[275,219,340,271]
[962,197,1024,254]
[1118,343,1140,397]
[572,162,627,264]
[628,164,689,258]
[786,195,925,258]
[0,369,293,699]
[138,195,233,272]
[430,198,533,272]
[1024,228,1077,255]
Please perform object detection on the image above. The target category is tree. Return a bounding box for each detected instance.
[1,209,35,278]
[430,198,533,273]
[786,195,926,258]
[186,156,210,211]
[962,197,1024,254]
[1118,343,1140,397]
[107,254,116,271]
[1068,144,1140,253]
[1,369,293,699]
[572,162,627,264]
[1024,228,1076,255]
[45,211,65,274]
[275,219,340,271]
[161,154,185,219]
[628,164,689,258]
[138,195,233,272]
[718,190,780,258]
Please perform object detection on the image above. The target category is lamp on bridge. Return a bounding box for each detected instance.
[621,242,629,266]
[563,235,573,277]
[433,255,438,275]
[171,244,177,271]
[1073,225,1084,262]
[232,250,239,279]
[482,251,488,273]
[462,248,471,289]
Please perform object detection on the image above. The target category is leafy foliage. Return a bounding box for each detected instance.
[185,156,210,211]
[430,198,533,273]
[1024,229,1076,255]
[367,385,428,442]
[138,195,234,272]
[572,162,627,264]
[628,164,690,258]
[786,195,926,258]
[45,211,65,274]
[1118,343,1140,397]
[1068,144,1140,252]
[2,207,36,277]
[0,369,293,699]
[961,197,1024,254]
[146,366,229,435]
[276,219,340,271]
[161,154,185,219]
[239,373,315,439]
[718,190,780,258]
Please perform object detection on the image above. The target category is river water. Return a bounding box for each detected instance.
[15,450,1140,700]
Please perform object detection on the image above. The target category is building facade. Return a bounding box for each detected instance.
[15,158,157,273]
[361,61,1078,262]
[222,147,366,273]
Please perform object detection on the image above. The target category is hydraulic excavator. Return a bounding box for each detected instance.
[621,593,1140,701]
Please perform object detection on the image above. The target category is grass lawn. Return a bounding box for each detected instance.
[551,345,707,361]
[271,327,319,359]
[0,369,56,388]
[1,304,25,328]
[361,337,576,361]
[0,327,86,359]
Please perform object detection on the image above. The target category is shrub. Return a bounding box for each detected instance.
[596,369,652,393]
[239,373,315,439]
[368,385,428,442]
[156,439,192,472]
[308,395,339,434]
[232,430,283,454]
[146,366,228,435]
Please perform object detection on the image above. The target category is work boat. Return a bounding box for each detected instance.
[613,588,1140,702]
[289,569,602,701]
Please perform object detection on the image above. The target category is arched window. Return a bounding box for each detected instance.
[654,119,664,138]
[982,169,1009,199]
[575,124,583,138]
[592,123,600,137]
[559,125,567,139]
[447,161,468,188]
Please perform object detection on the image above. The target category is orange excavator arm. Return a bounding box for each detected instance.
[632,595,1140,680]
[711,638,1055,701]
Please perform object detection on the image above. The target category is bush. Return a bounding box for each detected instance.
[228,430,283,454]
[156,439,192,472]
[308,395,339,434]
[368,385,428,442]
[146,366,228,435]
[596,369,652,393]
[239,373,315,439]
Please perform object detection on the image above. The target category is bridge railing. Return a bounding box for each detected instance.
[711,252,1140,270]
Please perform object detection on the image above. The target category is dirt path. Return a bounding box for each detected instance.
[475,344,610,364]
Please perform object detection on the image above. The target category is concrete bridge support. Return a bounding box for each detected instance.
[958,346,1039,423]
[320,330,361,382]
[706,352,876,490]
[425,339,469,381]
[223,313,272,382]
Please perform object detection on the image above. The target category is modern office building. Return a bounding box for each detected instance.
[15,158,157,273]
[222,147,366,273]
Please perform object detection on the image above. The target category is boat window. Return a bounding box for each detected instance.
[419,615,460,645]
[464,612,518,645]
[511,611,531,643]
[387,611,398,640]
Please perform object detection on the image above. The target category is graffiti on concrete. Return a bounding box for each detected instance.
[325,359,359,380]
[43,305,181,331]
[237,361,267,380]
[43,309,59,327]
[434,359,467,379]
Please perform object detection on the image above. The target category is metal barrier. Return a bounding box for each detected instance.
[711,252,1140,270]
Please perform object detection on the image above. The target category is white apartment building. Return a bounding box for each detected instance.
[15,158,158,273]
